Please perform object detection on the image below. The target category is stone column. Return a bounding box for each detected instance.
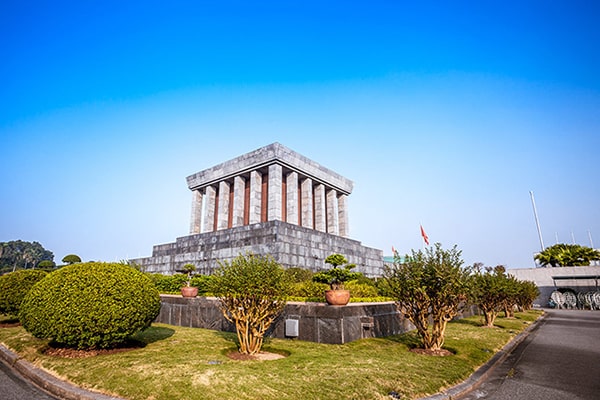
[301,178,313,228]
[232,176,245,228]
[286,171,299,225]
[217,181,231,230]
[326,189,339,235]
[189,189,203,234]
[314,183,326,232]
[203,185,217,233]
[249,170,262,224]
[338,194,349,237]
[268,164,282,221]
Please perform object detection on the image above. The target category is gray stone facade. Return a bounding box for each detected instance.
[135,220,383,276]
[133,142,383,275]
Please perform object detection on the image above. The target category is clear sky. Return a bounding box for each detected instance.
[2,1,599,269]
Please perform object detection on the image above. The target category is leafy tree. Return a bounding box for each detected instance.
[62,254,82,264]
[0,240,54,272]
[535,244,600,267]
[312,253,361,290]
[384,243,471,351]
[471,265,540,326]
[515,280,540,311]
[209,253,290,355]
[471,265,513,327]
[500,274,521,318]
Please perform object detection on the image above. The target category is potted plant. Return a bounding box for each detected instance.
[312,254,360,305]
[180,263,198,298]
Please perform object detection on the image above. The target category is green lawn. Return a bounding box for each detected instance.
[0,310,542,400]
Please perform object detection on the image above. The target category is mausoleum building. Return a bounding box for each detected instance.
[134,143,383,276]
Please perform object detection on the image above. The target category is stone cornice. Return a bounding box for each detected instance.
[186,142,353,194]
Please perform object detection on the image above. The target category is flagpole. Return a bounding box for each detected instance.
[529,191,545,251]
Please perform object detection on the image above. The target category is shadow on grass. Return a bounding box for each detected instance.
[0,315,20,327]
[452,318,484,328]
[383,331,422,349]
[135,326,176,345]
[212,329,238,343]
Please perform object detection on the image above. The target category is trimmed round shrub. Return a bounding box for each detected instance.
[62,254,82,264]
[19,262,161,349]
[37,260,56,269]
[0,270,48,316]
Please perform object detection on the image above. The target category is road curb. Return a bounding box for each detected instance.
[419,311,548,400]
[0,344,125,400]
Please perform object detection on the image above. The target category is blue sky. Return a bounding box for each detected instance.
[1,1,599,269]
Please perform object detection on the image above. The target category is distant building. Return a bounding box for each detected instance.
[509,266,600,307]
[133,143,383,276]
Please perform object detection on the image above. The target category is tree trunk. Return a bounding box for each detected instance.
[483,310,496,327]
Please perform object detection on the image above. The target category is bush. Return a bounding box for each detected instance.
[284,267,314,283]
[384,243,471,351]
[312,254,362,290]
[37,260,56,269]
[147,273,187,293]
[0,270,48,316]
[190,275,212,294]
[147,273,212,294]
[19,262,161,349]
[209,253,290,354]
[289,281,329,299]
[62,254,82,264]
[345,280,379,298]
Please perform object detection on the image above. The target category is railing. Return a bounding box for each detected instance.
[550,290,600,310]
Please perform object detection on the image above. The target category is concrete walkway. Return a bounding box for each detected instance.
[0,345,123,400]
[0,357,58,400]
[456,309,600,400]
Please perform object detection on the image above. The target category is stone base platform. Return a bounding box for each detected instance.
[156,295,412,344]
[134,220,383,277]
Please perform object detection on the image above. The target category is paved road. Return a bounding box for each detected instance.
[458,309,600,400]
[0,359,58,400]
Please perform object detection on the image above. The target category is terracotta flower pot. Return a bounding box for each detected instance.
[181,286,198,298]
[325,289,350,306]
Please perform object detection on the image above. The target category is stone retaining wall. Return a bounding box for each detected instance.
[156,295,478,345]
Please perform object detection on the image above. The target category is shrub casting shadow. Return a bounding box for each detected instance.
[139,326,176,344]
[384,331,423,349]
[452,318,485,328]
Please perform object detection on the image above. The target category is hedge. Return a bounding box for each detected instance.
[0,270,48,316]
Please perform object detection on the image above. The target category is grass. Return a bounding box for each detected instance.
[0,310,542,400]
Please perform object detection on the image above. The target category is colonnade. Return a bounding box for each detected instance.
[189,164,349,237]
